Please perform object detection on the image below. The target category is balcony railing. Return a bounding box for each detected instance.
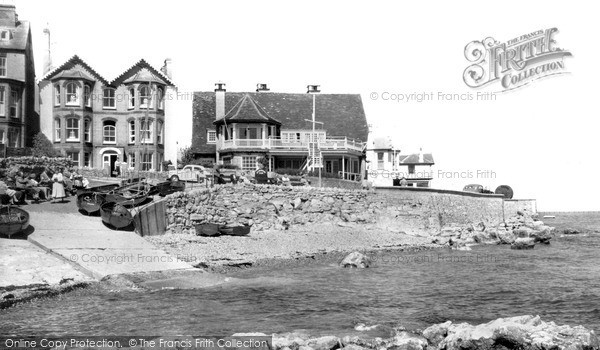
[217,136,364,153]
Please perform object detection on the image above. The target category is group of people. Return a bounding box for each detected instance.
[0,167,90,205]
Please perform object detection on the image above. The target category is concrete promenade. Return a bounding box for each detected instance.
[1,182,227,296]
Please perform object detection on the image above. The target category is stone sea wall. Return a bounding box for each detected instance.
[164,183,511,235]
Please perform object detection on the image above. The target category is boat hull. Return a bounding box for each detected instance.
[0,207,30,237]
[100,202,133,229]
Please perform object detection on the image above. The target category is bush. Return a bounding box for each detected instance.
[0,156,73,178]
[32,132,61,157]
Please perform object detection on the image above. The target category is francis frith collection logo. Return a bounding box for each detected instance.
[463,28,572,91]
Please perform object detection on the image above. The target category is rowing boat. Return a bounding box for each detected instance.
[0,206,30,238]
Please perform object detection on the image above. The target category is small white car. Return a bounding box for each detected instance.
[167,164,210,182]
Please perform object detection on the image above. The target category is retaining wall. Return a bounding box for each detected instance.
[163,183,513,236]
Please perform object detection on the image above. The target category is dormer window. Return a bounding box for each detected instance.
[66,82,79,106]
[0,31,11,41]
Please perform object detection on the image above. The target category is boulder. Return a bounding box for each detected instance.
[529,225,554,244]
[424,315,600,350]
[513,227,535,238]
[305,336,341,350]
[563,228,580,235]
[496,230,516,244]
[386,331,428,350]
[340,252,371,268]
[511,237,535,250]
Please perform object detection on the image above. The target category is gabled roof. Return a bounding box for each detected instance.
[399,153,435,165]
[215,94,281,125]
[111,59,174,87]
[42,55,109,85]
[192,91,369,155]
[0,20,29,51]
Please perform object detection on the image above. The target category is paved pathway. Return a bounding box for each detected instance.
[0,239,92,288]
[25,201,194,280]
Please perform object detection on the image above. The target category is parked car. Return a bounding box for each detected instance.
[167,165,210,182]
[463,184,494,194]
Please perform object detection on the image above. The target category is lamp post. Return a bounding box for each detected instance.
[306,85,322,187]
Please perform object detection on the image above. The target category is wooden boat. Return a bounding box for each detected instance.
[76,184,120,214]
[0,206,30,238]
[100,202,134,229]
[219,224,251,236]
[101,183,152,207]
[76,183,120,196]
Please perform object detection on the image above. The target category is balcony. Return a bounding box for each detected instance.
[217,136,365,153]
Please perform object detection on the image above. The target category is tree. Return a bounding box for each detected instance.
[178,146,196,168]
[32,132,61,157]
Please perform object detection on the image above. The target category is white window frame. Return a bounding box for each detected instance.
[84,119,91,142]
[157,121,164,144]
[67,151,80,167]
[241,156,257,172]
[157,87,164,110]
[103,121,116,144]
[54,85,61,106]
[55,118,61,141]
[141,153,153,171]
[128,153,136,169]
[0,86,5,117]
[84,85,91,107]
[128,120,135,144]
[84,152,91,167]
[140,119,153,144]
[9,89,18,118]
[8,127,19,147]
[103,88,115,109]
[128,87,135,109]
[139,85,151,109]
[66,118,80,142]
[0,56,6,77]
[65,82,79,106]
[207,130,216,144]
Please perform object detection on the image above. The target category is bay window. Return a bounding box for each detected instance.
[66,82,79,105]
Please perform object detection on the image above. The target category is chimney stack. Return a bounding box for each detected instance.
[215,82,226,120]
[42,24,52,75]
[0,4,16,27]
[418,147,424,163]
[307,85,320,94]
[161,58,173,79]
[256,83,270,92]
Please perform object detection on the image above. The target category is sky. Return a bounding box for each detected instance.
[14,0,600,211]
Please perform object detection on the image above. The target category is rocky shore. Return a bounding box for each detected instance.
[264,315,599,350]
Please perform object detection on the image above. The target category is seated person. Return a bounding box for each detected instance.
[26,174,48,200]
[14,171,40,201]
[0,180,23,205]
